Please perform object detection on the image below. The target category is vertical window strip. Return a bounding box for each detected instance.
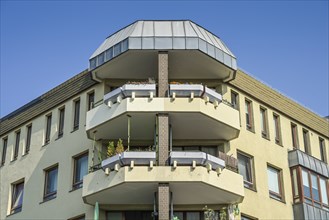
[45,114,52,144]
[291,123,299,149]
[44,165,58,200]
[11,181,24,214]
[273,114,281,144]
[88,92,95,111]
[319,138,327,163]
[14,131,20,160]
[58,108,65,137]
[245,100,253,130]
[1,138,8,165]
[73,99,80,130]
[25,125,32,154]
[303,129,311,155]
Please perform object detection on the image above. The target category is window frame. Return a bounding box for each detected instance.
[10,180,24,214]
[267,164,284,201]
[291,123,299,149]
[273,113,282,145]
[302,129,311,155]
[58,107,65,138]
[1,137,8,166]
[260,107,269,139]
[25,124,32,154]
[291,166,329,210]
[13,130,20,160]
[44,164,58,201]
[73,99,80,131]
[231,90,239,109]
[245,99,254,131]
[45,114,52,145]
[319,138,327,163]
[87,91,95,111]
[72,152,89,190]
[237,151,256,190]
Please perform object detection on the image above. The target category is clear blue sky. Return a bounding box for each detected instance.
[1,1,328,118]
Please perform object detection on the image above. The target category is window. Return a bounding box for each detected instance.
[44,165,58,201]
[238,151,255,189]
[319,138,327,163]
[273,114,282,145]
[73,99,80,130]
[73,152,88,189]
[45,114,52,144]
[302,129,311,155]
[25,125,32,154]
[87,91,95,111]
[1,138,8,166]
[291,123,299,149]
[260,107,269,139]
[11,181,24,214]
[58,107,65,138]
[267,165,283,201]
[231,90,239,109]
[68,214,85,220]
[13,130,20,160]
[296,168,329,209]
[245,99,253,131]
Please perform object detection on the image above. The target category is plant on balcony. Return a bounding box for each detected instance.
[115,139,125,154]
[107,141,115,157]
[203,206,218,220]
[106,139,125,158]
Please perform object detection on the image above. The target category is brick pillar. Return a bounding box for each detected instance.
[158,52,168,97]
[158,114,169,166]
[158,183,170,220]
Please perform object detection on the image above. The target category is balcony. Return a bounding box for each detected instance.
[86,84,240,142]
[82,152,244,207]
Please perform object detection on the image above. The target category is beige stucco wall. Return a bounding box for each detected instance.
[0,83,104,220]
[224,85,329,219]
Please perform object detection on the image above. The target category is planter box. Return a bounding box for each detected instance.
[120,151,156,165]
[169,84,204,97]
[206,154,225,170]
[121,84,156,97]
[170,151,207,165]
[101,154,122,170]
[203,87,222,103]
[103,87,122,104]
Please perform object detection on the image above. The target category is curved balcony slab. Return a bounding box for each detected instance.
[86,98,240,141]
[82,166,244,206]
[170,151,207,165]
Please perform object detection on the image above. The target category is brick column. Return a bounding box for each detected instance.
[158,183,170,220]
[158,52,168,97]
[158,114,169,166]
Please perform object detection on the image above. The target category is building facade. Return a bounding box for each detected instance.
[0,20,328,220]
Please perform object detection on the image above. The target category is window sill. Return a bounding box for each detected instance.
[22,152,29,157]
[246,127,255,133]
[40,195,57,204]
[55,136,63,141]
[6,209,22,217]
[71,128,79,133]
[269,195,285,204]
[10,158,17,163]
[245,186,257,193]
[262,135,270,141]
[42,143,50,148]
[69,185,82,193]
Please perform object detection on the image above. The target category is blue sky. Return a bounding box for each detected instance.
[1,1,328,118]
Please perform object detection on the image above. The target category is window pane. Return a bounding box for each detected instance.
[1,138,8,165]
[46,167,58,196]
[320,178,328,205]
[238,153,252,185]
[75,154,88,184]
[311,174,320,202]
[267,166,280,194]
[11,182,24,213]
[302,169,311,198]
[292,169,299,197]
[26,125,32,153]
[74,100,80,129]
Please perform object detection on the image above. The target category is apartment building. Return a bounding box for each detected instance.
[0,20,328,220]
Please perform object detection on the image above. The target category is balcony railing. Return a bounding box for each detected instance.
[102,83,224,107]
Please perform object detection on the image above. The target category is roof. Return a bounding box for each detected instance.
[0,70,98,136]
[89,20,237,71]
[229,69,329,138]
